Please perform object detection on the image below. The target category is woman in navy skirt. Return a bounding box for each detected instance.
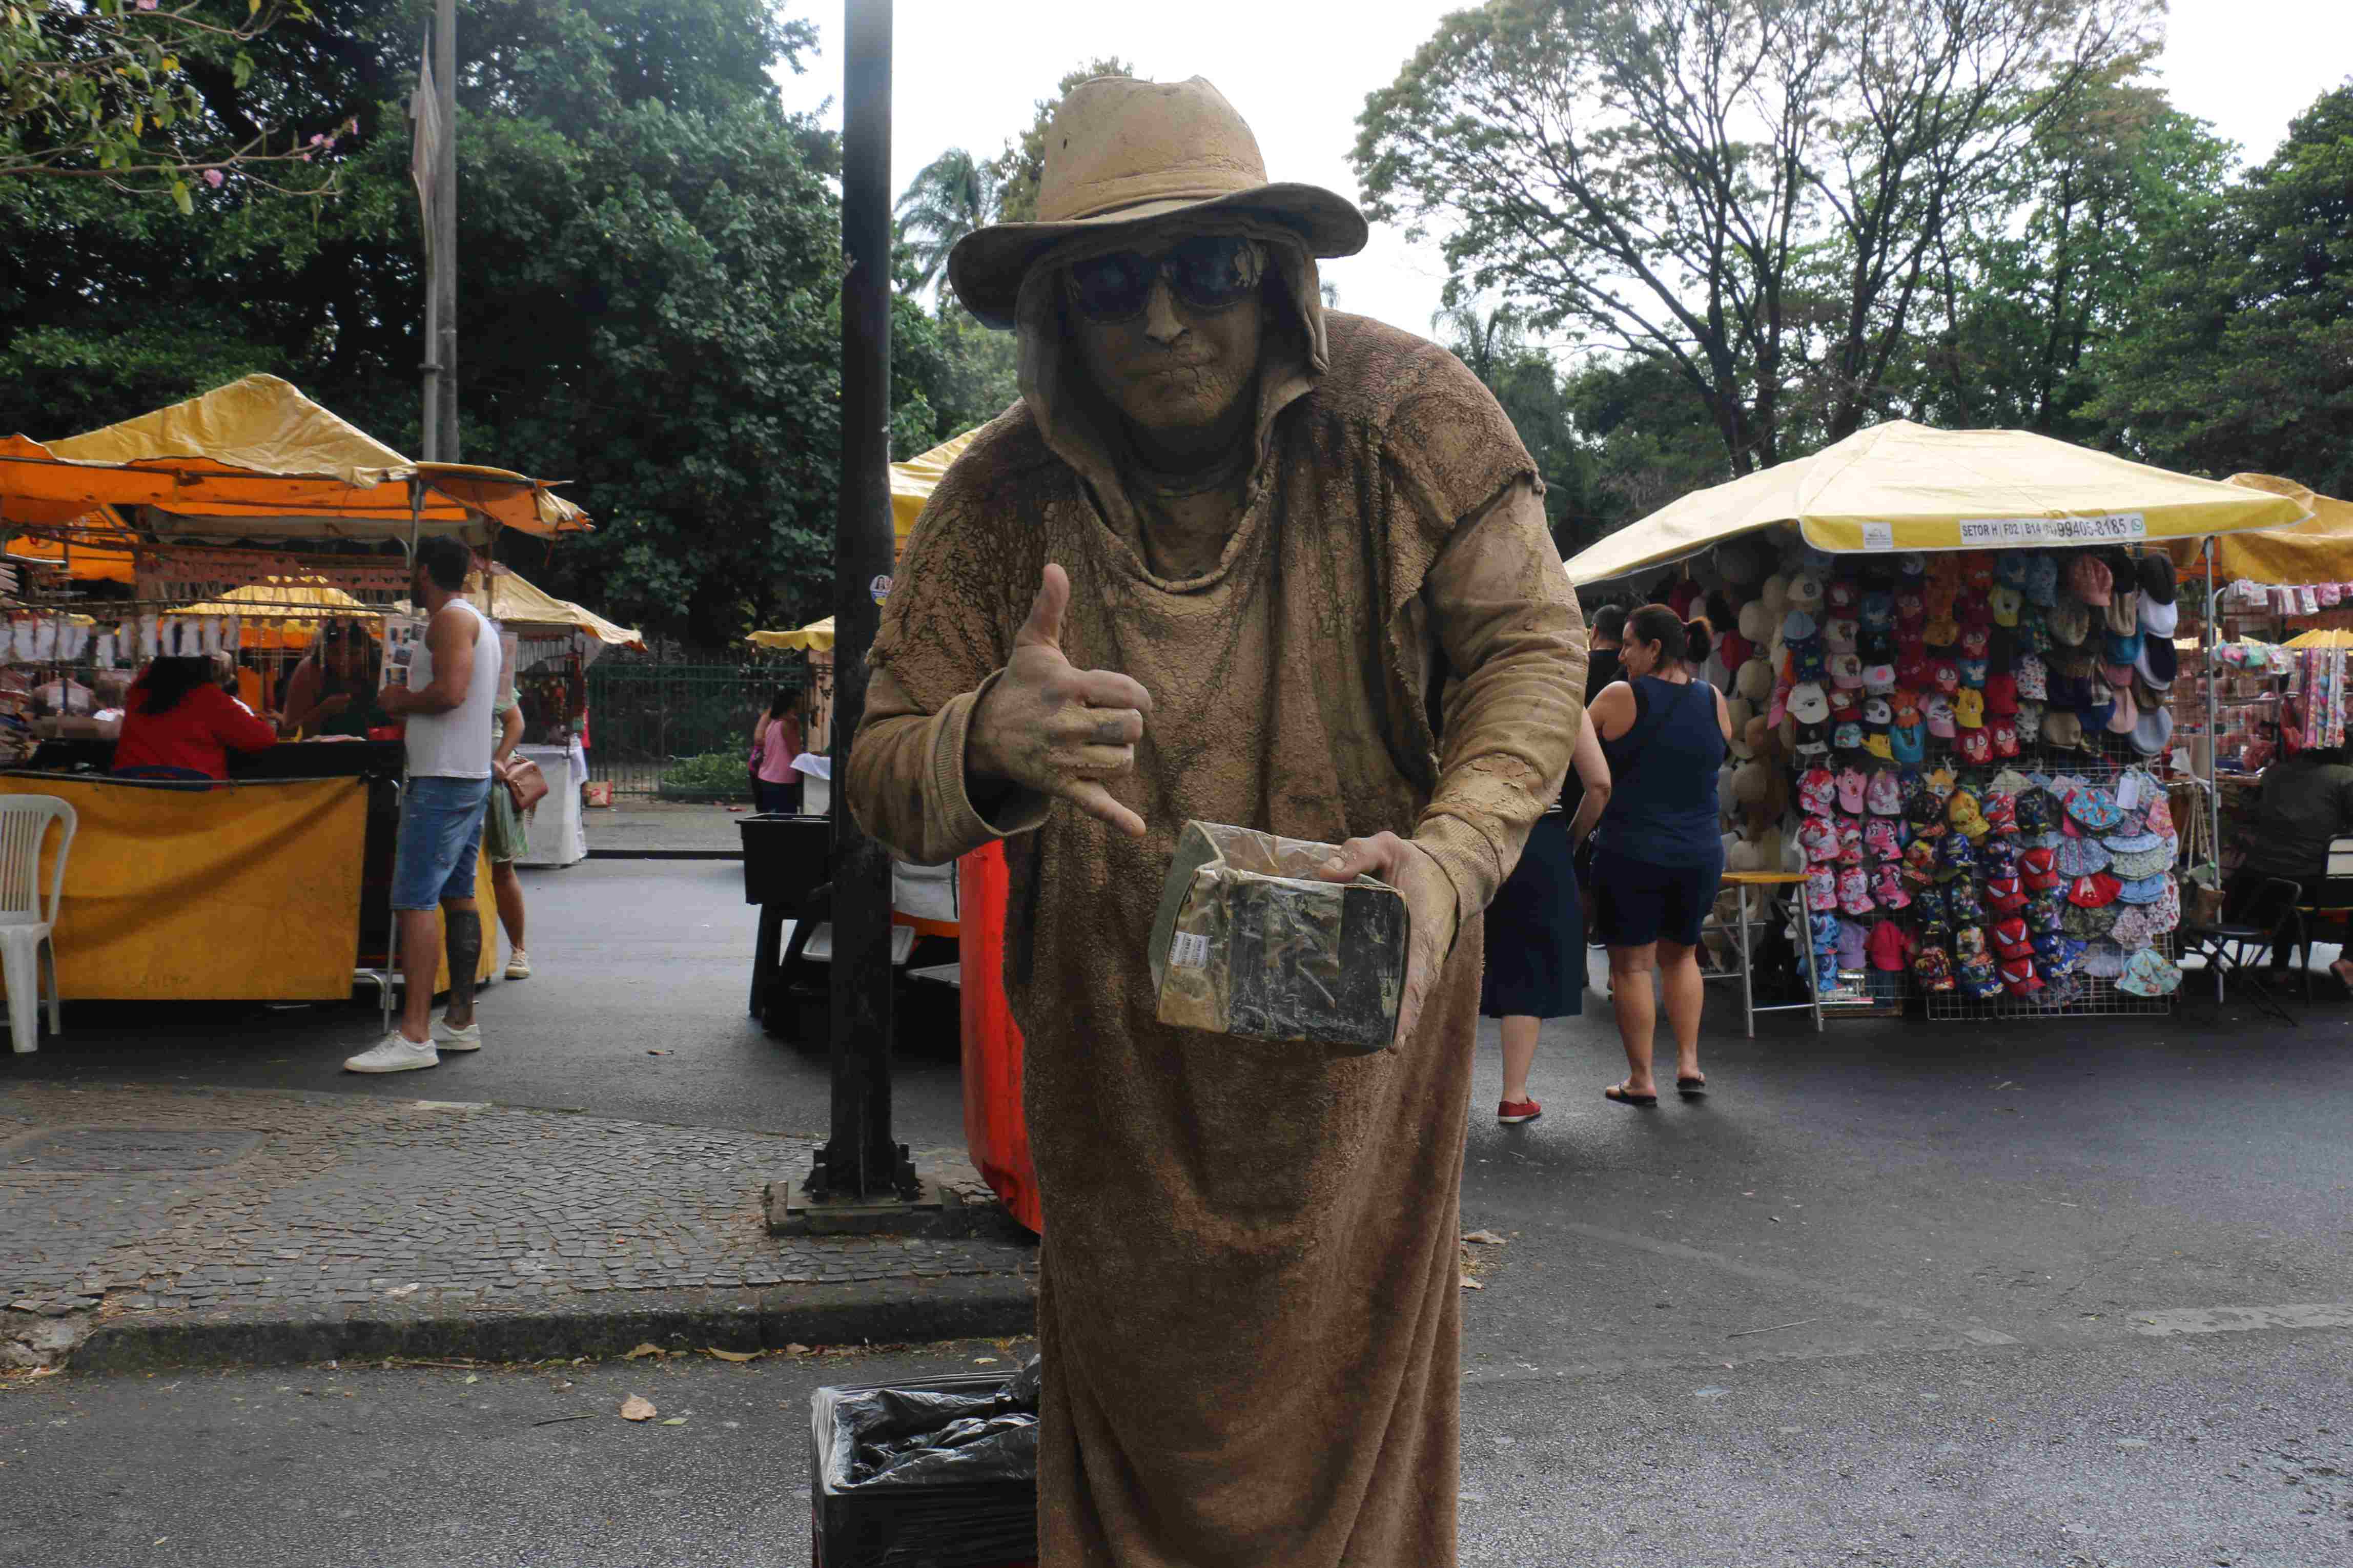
[1483,716,1611,1124]
[1584,606,1732,1107]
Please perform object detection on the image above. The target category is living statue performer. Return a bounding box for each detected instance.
[847,75,1587,1567]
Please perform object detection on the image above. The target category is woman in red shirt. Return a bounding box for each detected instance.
[112,657,278,780]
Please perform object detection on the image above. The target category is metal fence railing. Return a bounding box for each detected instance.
[586,654,813,798]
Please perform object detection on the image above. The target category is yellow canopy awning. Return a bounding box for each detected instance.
[178,578,375,618]
[746,430,979,653]
[0,375,588,543]
[749,616,833,653]
[2162,474,2353,586]
[1564,421,2309,584]
[474,569,644,649]
[891,429,977,540]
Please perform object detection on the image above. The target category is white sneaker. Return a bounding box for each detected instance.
[505,950,530,980]
[345,1033,440,1073]
[432,1016,482,1051]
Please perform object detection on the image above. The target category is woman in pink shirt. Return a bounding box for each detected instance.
[750,687,805,814]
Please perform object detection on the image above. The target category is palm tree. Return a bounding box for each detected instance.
[896,148,1001,297]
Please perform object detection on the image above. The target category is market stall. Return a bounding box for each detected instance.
[0,375,587,1008]
[1563,420,2308,1018]
[2151,476,2353,892]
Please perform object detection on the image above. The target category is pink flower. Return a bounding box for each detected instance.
[309,132,325,146]
[135,0,158,9]
[202,168,224,187]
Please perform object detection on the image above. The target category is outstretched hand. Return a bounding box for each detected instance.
[1315,831,1458,1048]
[967,563,1154,838]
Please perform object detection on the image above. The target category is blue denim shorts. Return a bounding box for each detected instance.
[392,775,493,911]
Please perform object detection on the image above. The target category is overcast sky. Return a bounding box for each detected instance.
[777,1,2353,342]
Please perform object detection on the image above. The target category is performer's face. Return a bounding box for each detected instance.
[1067,231,1266,445]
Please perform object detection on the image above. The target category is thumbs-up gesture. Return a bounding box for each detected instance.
[967,564,1154,838]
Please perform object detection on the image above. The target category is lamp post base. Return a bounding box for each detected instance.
[766,1173,954,1236]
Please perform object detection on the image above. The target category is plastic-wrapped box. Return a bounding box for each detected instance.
[809,1371,1036,1568]
[1148,820,1407,1051]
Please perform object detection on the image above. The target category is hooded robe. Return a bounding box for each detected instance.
[848,247,1586,1567]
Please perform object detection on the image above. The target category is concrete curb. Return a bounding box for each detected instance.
[68,1271,1037,1374]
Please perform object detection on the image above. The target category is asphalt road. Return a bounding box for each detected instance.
[0,859,973,1147]
[6,860,2352,1563]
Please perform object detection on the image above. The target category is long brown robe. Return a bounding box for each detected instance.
[848,260,1586,1566]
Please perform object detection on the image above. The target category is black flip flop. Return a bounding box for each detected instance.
[1603,1084,1658,1108]
[1677,1076,1708,1098]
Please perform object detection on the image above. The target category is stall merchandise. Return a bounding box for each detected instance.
[1563,422,2316,1018]
[1706,535,2190,1015]
[0,376,588,1012]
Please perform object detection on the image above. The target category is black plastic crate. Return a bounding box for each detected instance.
[741,812,831,910]
[809,1373,1036,1568]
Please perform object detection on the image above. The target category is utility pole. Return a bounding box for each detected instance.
[431,0,459,463]
[805,0,919,1209]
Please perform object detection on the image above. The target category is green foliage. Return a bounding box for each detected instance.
[1909,82,2237,440]
[0,0,966,648]
[1,0,343,196]
[895,145,997,297]
[992,56,1135,224]
[1354,0,2162,473]
[656,748,751,800]
[2082,85,2353,495]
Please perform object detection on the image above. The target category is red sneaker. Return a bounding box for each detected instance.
[1496,1097,1542,1125]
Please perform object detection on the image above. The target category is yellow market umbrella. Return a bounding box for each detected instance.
[2162,474,2353,585]
[2282,627,2353,650]
[473,568,644,649]
[748,616,833,653]
[1564,421,2309,584]
[891,429,977,542]
[178,578,375,619]
[1,375,588,542]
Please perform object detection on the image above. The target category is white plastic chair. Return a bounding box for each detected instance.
[0,795,76,1054]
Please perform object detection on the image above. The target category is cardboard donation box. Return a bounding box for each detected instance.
[1148,820,1407,1051]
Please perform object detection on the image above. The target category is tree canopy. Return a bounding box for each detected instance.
[1355,0,2163,475]
[0,0,1017,642]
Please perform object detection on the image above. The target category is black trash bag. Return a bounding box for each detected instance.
[831,1356,1047,1490]
[854,1412,1039,1487]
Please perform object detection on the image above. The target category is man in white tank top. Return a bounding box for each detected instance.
[346,534,504,1073]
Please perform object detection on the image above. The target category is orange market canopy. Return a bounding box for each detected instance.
[1563,421,2309,585]
[747,429,978,654]
[0,375,588,545]
[2162,474,2353,586]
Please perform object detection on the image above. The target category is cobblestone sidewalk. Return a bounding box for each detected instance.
[1,1083,1034,1370]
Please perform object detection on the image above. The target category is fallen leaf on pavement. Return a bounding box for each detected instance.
[705,1347,758,1363]
[620,1395,657,1421]
[784,1343,811,1355]
[1462,1230,1508,1246]
[623,1343,665,1360]
[660,1417,687,1426]
[385,1284,419,1298]
[1459,1274,1483,1290]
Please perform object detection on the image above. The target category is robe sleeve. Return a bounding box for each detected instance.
[1410,478,1588,925]
[846,444,1053,868]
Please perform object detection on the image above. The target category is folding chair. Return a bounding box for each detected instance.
[2179,875,2306,1023]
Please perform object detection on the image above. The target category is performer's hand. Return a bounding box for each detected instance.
[1315,832,1458,1047]
[968,563,1154,839]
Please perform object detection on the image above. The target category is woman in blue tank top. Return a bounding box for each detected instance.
[1585,605,1732,1107]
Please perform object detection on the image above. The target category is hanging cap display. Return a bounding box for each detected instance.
[1988,585,2022,627]
[2067,553,2113,606]
[2139,594,2179,638]
[1825,616,1859,653]
[1788,573,1825,610]
[1787,681,1831,724]
[2042,708,2083,749]
[2138,553,2177,607]
[1830,653,1867,690]
[2130,704,2175,757]
[2135,635,2177,689]
[2046,601,2091,647]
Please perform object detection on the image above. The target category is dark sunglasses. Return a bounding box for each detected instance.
[1066,235,1264,323]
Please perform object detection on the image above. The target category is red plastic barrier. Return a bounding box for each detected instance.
[958,841,1041,1234]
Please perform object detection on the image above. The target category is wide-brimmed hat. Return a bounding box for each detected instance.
[948,77,1368,328]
